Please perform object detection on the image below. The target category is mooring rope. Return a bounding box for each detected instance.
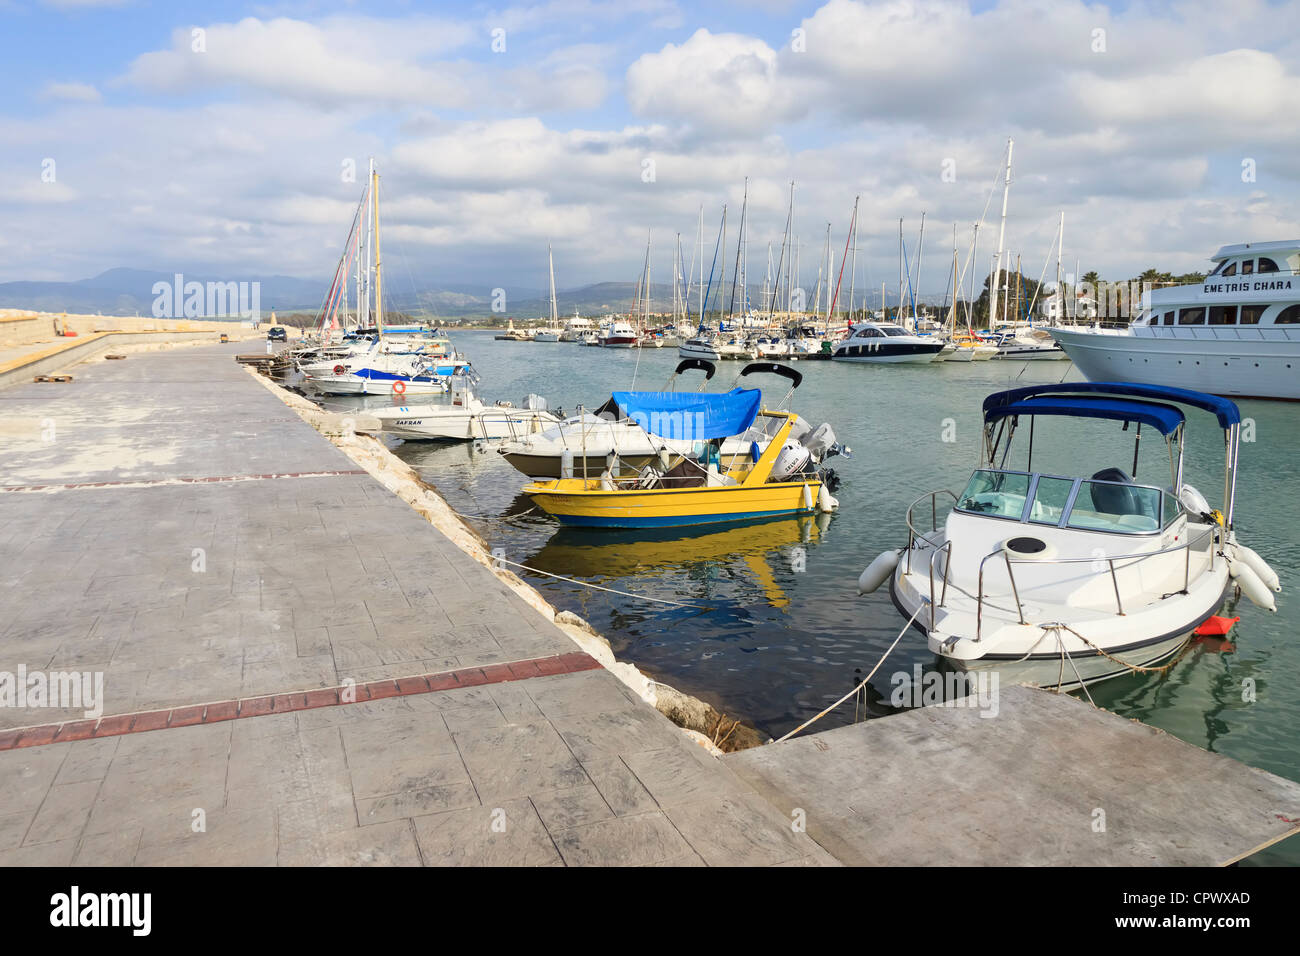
[1042,622,1187,676]
[773,602,924,743]
[487,553,714,611]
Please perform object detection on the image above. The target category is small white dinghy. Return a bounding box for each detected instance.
[860,382,1278,690]
[369,368,560,441]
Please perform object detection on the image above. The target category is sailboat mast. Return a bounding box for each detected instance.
[548,243,558,326]
[949,223,958,332]
[372,160,383,334]
[1056,210,1064,325]
[897,218,904,324]
[913,212,926,330]
[989,137,1013,328]
[848,197,859,323]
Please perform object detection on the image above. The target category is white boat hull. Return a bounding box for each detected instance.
[371,405,557,441]
[305,375,447,396]
[1051,327,1300,400]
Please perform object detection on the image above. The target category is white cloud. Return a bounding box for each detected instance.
[627,29,795,134]
[40,81,102,103]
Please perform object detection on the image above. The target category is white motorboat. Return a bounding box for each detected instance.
[678,334,721,361]
[1050,240,1300,399]
[944,338,1000,361]
[498,360,848,479]
[716,335,756,360]
[988,326,1069,360]
[560,310,594,343]
[860,382,1278,691]
[832,322,946,363]
[599,319,639,348]
[533,329,561,342]
[367,369,560,441]
[301,335,470,396]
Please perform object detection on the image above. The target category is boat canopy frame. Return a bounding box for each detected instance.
[980,381,1243,528]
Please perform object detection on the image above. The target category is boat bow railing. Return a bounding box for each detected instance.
[967,522,1220,642]
[905,490,957,574]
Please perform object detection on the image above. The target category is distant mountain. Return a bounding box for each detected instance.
[0,267,933,318]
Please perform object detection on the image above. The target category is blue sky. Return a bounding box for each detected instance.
[1,0,1296,299]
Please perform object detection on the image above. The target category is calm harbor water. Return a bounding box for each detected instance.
[316,330,1298,864]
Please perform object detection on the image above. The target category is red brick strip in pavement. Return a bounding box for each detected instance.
[0,651,602,752]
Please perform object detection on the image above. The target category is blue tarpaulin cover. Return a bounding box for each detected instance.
[611,387,761,440]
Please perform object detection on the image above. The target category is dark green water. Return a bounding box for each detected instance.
[320,330,1298,864]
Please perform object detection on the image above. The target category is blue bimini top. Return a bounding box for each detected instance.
[984,382,1240,430]
[611,387,761,441]
[984,395,1185,436]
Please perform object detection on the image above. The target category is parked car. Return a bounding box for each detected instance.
[267,327,287,341]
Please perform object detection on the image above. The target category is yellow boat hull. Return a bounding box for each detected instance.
[523,478,824,528]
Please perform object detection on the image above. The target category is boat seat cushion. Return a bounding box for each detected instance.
[656,458,709,489]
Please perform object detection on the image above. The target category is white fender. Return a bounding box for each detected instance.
[1235,543,1281,593]
[1230,560,1276,612]
[1179,484,1211,516]
[802,483,814,511]
[560,448,574,480]
[858,549,900,595]
[817,484,837,513]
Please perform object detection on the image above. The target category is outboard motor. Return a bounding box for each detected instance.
[770,440,813,481]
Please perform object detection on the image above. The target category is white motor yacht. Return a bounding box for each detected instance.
[832,322,946,363]
[1050,240,1300,399]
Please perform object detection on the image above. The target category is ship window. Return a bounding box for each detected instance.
[855,327,882,338]
[1241,259,1255,275]
[1223,262,1237,276]
[1177,307,1205,325]
[1240,304,1266,325]
[1276,304,1300,325]
[1258,257,1280,274]
[1162,312,1175,325]
[1208,306,1235,325]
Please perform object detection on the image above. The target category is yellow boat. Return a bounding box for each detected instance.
[524,404,838,529]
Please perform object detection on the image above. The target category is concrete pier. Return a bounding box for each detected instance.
[1,341,1296,866]
[0,343,834,865]
[727,685,1300,866]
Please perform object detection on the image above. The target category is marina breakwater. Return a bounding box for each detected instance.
[0,339,1295,866]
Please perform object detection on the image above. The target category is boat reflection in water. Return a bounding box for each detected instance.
[524,512,831,609]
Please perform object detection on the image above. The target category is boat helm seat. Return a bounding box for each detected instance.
[1089,468,1142,516]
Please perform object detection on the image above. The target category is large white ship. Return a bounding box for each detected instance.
[1050,241,1300,400]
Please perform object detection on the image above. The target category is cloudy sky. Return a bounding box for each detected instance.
[2,0,1297,300]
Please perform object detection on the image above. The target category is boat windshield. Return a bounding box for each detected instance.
[956,468,1178,534]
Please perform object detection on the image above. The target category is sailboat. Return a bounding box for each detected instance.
[533,245,563,341]
[300,161,470,396]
